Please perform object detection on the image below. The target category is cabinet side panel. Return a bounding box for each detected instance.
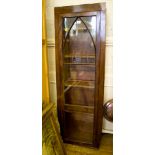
[98,9,106,145]
[54,11,65,136]
[93,9,106,147]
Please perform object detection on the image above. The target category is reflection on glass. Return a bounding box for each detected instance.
[63,17,77,38]
[81,16,96,42]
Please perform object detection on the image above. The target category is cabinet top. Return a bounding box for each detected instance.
[54,3,106,14]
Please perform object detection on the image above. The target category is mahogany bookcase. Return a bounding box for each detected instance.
[54,3,106,147]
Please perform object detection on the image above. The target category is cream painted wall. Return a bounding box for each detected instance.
[46,0,113,133]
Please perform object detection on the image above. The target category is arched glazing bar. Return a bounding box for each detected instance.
[63,17,78,48]
[63,16,96,52]
[79,17,96,51]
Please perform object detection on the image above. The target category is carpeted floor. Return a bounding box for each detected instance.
[65,133,113,155]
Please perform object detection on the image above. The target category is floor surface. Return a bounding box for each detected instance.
[65,133,113,155]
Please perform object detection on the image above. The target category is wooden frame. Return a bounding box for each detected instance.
[55,3,106,147]
[42,103,67,155]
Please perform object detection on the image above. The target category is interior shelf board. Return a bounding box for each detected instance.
[64,54,95,58]
[64,80,95,89]
[64,63,95,65]
[64,104,94,114]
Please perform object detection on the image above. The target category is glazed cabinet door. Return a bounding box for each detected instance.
[55,3,105,147]
[63,15,97,145]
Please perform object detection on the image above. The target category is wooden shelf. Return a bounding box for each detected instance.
[64,81,94,93]
[64,63,95,65]
[64,54,95,58]
[64,104,94,114]
[64,80,95,106]
[64,80,95,90]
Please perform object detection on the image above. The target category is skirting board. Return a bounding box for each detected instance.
[102,129,113,134]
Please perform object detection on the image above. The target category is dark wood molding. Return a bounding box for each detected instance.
[55,3,105,14]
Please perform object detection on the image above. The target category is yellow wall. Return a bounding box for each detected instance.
[42,0,50,104]
[46,0,113,132]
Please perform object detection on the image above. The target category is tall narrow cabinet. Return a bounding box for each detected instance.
[54,3,106,147]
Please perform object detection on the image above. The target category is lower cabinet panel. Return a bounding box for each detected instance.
[64,86,95,106]
[64,112,94,144]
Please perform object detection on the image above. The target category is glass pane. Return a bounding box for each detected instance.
[63,17,96,56]
[63,16,96,107]
[64,65,95,81]
[63,17,77,38]
[64,112,94,143]
[81,16,96,43]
